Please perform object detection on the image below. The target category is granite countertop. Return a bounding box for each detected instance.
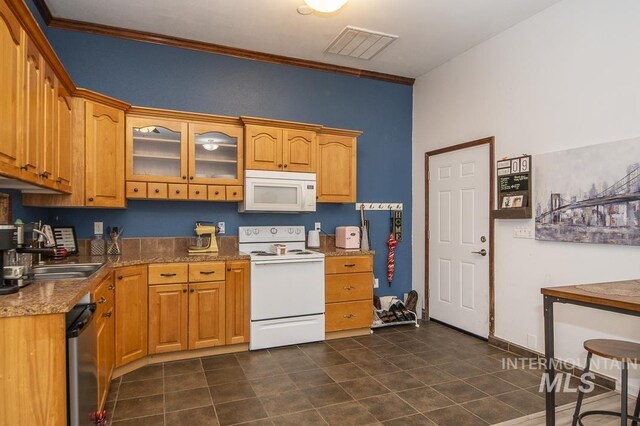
[0,246,374,319]
[0,247,249,319]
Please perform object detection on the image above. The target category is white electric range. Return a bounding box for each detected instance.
[239,226,325,350]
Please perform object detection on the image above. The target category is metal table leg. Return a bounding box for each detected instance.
[544,295,556,426]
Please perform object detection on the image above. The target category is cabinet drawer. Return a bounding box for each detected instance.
[148,263,188,284]
[189,184,207,200]
[126,182,147,198]
[208,185,225,201]
[148,183,168,199]
[325,256,373,274]
[94,272,115,316]
[189,262,226,282]
[168,184,187,200]
[326,300,372,332]
[326,273,372,303]
[226,186,243,201]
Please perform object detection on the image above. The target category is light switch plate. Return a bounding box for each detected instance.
[373,277,379,288]
[94,222,103,235]
[513,226,534,239]
[217,222,225,234]
[315,222,321,231]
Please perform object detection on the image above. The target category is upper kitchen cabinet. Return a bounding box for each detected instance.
[242,117,320,173]
[40,63,58,184]
[85,99,125,207]
[189,122,243,185]
[317,129,361,203]
[23,90,130,208]
[0,1,23,178]
[21,37,42,184]
[125,108,244,201]
[126,116,188,184]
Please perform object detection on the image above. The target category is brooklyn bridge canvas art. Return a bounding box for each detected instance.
[535,137,640,245]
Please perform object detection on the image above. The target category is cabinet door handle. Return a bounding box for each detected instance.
[227,268,231,272]
[190,288,195,293]
[214,191,219,195]
[189,176,194,180]
[55,178,62,183]
[133,188,139,193]
[344,263,356,267]
[102,311,112,318]
[39,172,50,178]
[88,197,94,202]
[343,285,355,290]
[117,275,123,280]
[200,271,216,275]
[175,190,180,194]
[343,313,356,319]
[108,285,114,291]
[283,164,288,168]
[183,289,187,293]
[277,164,283,168]
[98,297,106,304]
[195,190,200,195]
[20,165,28,171]
[182,176,187,180]
[155,188,160,193]
[160,273,177,277]
[232,192,237,196]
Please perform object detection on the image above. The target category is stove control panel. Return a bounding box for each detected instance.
[239,226,306,243]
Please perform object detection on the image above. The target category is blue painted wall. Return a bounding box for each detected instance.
[21,2,413,297]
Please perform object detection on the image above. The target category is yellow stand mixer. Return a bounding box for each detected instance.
[188,221,218,254]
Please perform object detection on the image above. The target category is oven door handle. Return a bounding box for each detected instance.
[253,258,324,265]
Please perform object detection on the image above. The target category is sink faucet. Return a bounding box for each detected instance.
[15,222,60,262]
[31,229,54,246]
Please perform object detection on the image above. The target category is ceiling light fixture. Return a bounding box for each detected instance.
[303,0,349,13]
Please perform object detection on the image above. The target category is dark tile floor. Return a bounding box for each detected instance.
[106,320,609,425]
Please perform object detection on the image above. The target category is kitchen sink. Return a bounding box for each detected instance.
[32,263,105,281]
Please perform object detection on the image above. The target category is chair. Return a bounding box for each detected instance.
[572,339,640,426]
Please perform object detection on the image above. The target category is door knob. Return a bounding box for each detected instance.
[472,249,487,256]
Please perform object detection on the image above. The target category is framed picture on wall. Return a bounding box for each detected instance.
[501,194,525,209]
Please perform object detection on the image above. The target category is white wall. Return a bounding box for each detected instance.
[412,0,640,387]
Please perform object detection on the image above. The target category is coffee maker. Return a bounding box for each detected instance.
[0,225,17,295]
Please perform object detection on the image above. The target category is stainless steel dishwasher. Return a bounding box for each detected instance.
[66,294,97,426]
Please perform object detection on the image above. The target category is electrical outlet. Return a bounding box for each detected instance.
[373,277,379,288]
[314,222,321,231]
[527,333,537,350]
[513,226,534,239]
[217,222,225,234]
[94,222,103,235]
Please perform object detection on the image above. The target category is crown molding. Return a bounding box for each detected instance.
[32,0,415,86]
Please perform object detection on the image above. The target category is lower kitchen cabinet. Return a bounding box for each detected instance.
[95,272,115,410]
[325,255,373,333]
[148,284,189,354]
[225,261,250,345]
[115,265,148,367]
[189,282,226,349]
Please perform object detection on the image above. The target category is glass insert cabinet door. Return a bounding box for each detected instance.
[126,117,188,183]
[188,123,243,185]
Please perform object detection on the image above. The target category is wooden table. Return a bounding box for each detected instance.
[541,280,640,426]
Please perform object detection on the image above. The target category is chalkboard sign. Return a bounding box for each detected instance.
[495,155,532,219]
[499,174,529,193]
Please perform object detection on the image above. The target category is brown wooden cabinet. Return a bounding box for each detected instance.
[40,63,57,183]
[21,37,42,183]
[317,130,359,203]
[225,260,250,345]
[125,109,244,201]
[189,282,226,349]
[95,272,115,410]
[55,87,73,191]
[0,1,23,178]
[243,118,320,173]
[148,283,189,354]
[115,265,148,367]
[86,101,125,207]
[325,255,373,333]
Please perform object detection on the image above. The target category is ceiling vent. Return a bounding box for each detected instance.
[325,26,398,60]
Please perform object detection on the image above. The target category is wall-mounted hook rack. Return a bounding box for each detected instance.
[355,203,403,211]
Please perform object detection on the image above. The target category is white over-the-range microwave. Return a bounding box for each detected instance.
[239,170,316,213]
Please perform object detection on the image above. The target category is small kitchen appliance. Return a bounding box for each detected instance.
[336,226,361,249]
[0,225,17,295]
[240,170,316,213]
[239,226,325,350]
[188,222,218,254]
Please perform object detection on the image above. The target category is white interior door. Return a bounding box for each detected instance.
[428,144,490,337]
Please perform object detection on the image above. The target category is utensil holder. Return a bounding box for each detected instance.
[107,236,121,255]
